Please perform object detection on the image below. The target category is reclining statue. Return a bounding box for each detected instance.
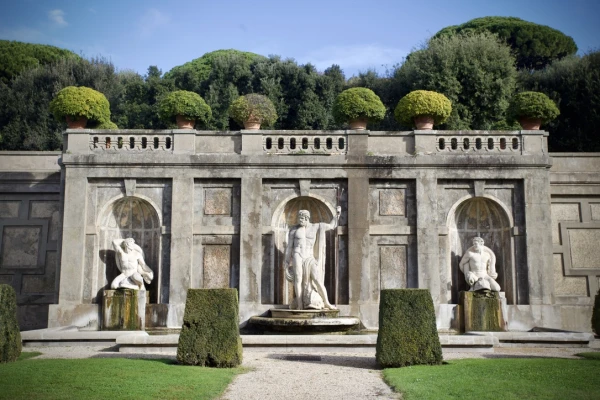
[459,236,500,292]
[111,238,153,290]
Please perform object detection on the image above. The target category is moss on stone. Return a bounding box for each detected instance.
[461,291,506,332]
[593,290,600,336]
[177,289,242,367]
[376,289,443,368]
[0,284,22,363]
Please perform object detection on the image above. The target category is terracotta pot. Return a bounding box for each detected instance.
[243,118,261,130]
[348,118,368,130]
[66,116,87,129]
[414,115,434,130]
[518,117,542,130]
[176,115,195,129]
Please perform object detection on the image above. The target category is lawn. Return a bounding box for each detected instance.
[0,353,243,400]
[383,356,600,400]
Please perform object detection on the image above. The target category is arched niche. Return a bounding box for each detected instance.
[449,197,515,304]
[98,196,162,303]
[271,196,339,306]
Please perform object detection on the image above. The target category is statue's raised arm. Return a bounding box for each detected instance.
[323,206,342,230]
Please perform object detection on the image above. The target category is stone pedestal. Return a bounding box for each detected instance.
[460,291,507,332]
[247,308,361,333]
[102,289,147,330]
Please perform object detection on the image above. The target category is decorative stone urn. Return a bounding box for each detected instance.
[349,118,368,130]
[518,117,542,130]
[414,115,434,130]
[176,115,195,129]
[66,116,87,129]
[243,118,261,130]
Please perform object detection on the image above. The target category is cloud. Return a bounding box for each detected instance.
[298,44,408,76]
[138,9,170,38]
[48,9,68,27]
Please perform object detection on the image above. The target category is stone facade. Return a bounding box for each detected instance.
[0,129,598,332]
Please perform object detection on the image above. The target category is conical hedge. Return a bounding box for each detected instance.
[593,289,600,336]
[177,289,242,367]
[376,289,442,368]
[0,284,22,363]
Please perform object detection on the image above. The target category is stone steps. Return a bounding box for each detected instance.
[21,328,596,355]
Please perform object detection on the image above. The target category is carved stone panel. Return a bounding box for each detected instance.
[0,201,20,218]
[203,245,231,288]
[380,246,407,289]
[553,254,587,296]
[568,229,600,269]
[379,189,405,216]
[1,226,41,267]
[204,188,232,215]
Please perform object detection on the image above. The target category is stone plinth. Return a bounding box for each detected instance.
[460,291,507,332]
[102,289,146,330]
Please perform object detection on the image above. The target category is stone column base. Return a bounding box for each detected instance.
[102,289,146,330]
[460,291,507,332]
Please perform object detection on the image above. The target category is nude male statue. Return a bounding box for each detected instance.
[283,207,341,310]
[111,238,153,290]
[459,237,500,292]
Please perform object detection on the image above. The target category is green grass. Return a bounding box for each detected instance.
[17,351,42,361]
[0,357,243,400]
[576,351,600,360]
[383,358,600,400]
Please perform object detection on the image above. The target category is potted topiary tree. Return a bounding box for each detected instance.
[158,90,212,129]
[228,93,277,130]
[49,86,112,129]
[507,91,560,130]
[332,87,386,130]
[395,90,452,129]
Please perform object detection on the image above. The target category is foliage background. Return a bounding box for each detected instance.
[0,16,597,152]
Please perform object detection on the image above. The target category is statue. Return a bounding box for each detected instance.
[111,238,153,290]
[283,207,341,310]
[459,237,500,292]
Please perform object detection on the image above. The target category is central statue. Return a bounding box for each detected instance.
[283,207,341,310]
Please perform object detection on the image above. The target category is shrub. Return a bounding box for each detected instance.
[96,120,118,129]
[376,289,442,368]
[228,93,277,126]
[394,90,452,127]
[332,87,386,123]
[593,289,600,336]
[0,284,22,363]
[49,86,111,125]
[158,90,212,125]
[507,91,560,123]
[433,16,577,70]
[177,289,242,367]
[393,33,516,130]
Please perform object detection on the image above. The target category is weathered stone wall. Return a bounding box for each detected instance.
[547,153,600,331]
[0,152,61,330]
[1,131,599,333]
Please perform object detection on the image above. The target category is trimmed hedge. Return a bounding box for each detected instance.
[228,94,277,126]
[507,91,560,123]
[158,90,212,125]
[593,289,600,336]
[332,87,386,123]
[49,86,112,126]
[394,90,452,126]
[177,289,242,367]
[0,284,22,363]
[376,289,442,368]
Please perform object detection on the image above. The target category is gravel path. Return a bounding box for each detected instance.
[22,345,590,400]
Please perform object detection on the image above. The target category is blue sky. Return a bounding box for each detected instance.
[1,0,599,78]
